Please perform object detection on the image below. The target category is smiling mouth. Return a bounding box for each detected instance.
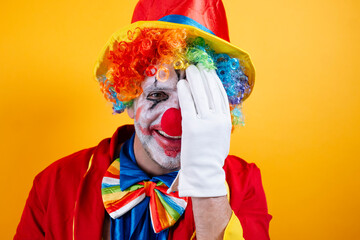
[156,130,181,139]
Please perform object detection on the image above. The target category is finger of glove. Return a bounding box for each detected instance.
[186,65,210,117]
[201,68,230,115]
[177,80,197,119]
[199,66,224,113]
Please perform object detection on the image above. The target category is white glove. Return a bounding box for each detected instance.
[168,64,232,197]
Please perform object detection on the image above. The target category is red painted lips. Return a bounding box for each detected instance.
[152,129,181,157]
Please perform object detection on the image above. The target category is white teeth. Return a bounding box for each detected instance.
[157,130,181,139]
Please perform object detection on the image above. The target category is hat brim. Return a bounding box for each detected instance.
[94,21,255,101]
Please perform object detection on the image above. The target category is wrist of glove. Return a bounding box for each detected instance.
[168,64,232,197]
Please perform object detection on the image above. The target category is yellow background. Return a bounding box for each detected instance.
[1,0,359,239]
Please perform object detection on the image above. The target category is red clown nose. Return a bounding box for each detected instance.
[160,108,182,137]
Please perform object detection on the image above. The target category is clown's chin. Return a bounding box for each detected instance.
[164,149,180,158]
[134,123,181,171]
[144,144,181,171]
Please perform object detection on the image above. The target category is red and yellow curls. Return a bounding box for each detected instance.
[104,28,187,101]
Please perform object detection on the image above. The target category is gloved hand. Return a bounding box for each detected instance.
[168,64,232,197]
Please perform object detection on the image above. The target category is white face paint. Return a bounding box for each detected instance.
[130,65,185,170]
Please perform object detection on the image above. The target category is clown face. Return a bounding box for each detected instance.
[128,66,185,171]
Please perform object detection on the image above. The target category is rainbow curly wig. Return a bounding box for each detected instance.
[98,28,251,126]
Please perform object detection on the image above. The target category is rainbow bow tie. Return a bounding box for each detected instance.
[101,159,188,233]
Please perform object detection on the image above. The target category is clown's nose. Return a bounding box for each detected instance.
[160,108,182,137]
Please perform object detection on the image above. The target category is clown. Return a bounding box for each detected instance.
[15,0,271,239]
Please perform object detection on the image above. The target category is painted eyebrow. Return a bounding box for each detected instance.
[143,86,176,92]
[143,77,178,92]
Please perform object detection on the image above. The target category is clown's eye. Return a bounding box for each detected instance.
[146,91,169,101]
